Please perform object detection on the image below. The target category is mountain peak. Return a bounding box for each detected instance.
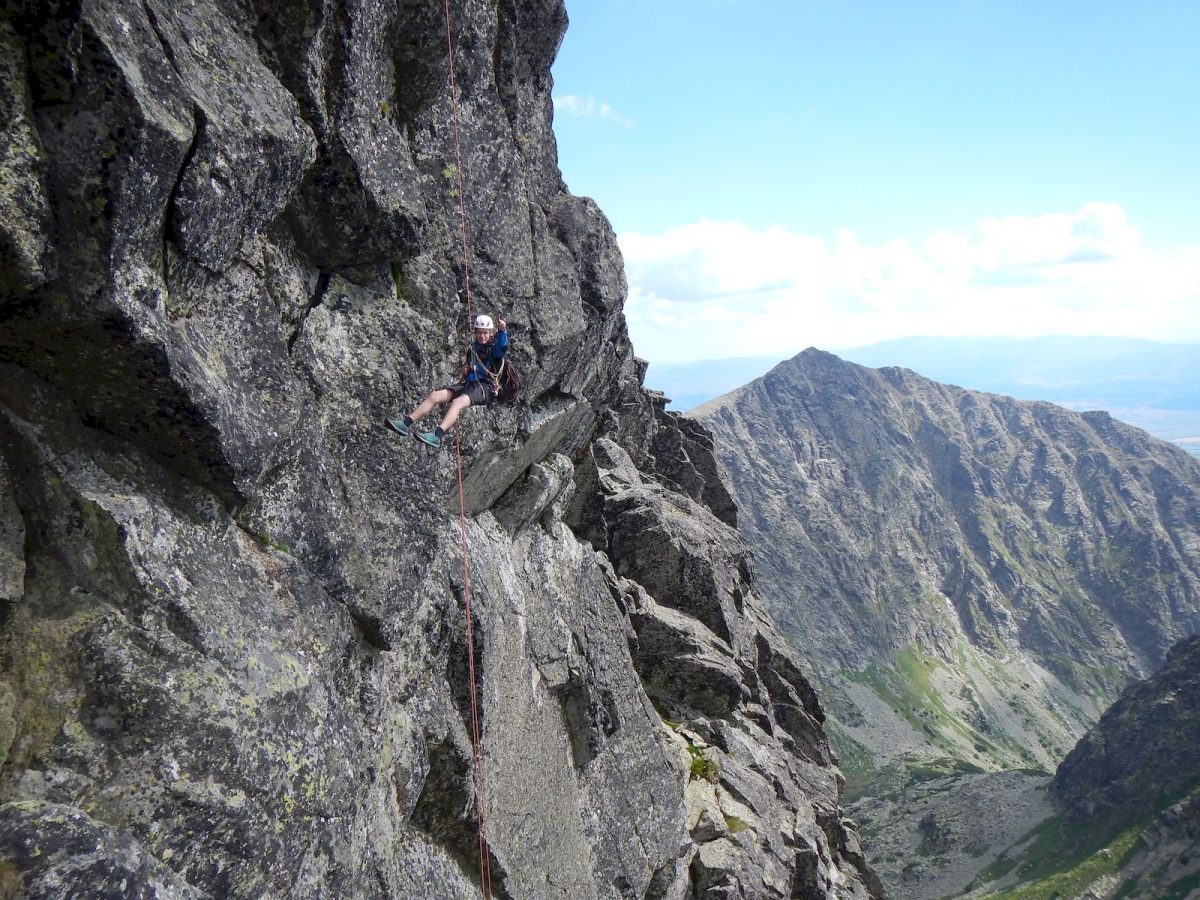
[696,348,1200,776]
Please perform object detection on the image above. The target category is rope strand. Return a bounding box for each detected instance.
[456,438,492,899]
[442,1,492,897]
[443,0,474,328]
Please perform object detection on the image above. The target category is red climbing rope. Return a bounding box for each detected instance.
[442,0,474,329]
[455,438,491,900]
[441,2,493,898]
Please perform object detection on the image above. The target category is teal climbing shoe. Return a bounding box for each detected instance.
[385,417,412,437]
[415,430,441,448]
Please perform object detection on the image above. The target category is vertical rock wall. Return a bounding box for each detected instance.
[0,1,880,897]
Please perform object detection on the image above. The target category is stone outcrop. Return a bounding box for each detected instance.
[1054,635,1200,827]
[695,349,1200,779]
[0,2,878,897]
[966,636,1200,899]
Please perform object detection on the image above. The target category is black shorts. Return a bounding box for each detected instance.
[446,380,494,407]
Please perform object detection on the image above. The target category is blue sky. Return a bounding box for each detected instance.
[549,1,1200,363]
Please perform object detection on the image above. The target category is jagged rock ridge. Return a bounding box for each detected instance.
[1054,635,1200,828]
[694,348,1200,779]
[0,2,880,898]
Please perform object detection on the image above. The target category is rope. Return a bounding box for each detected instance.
[441,2,493,898]
[455,435,492,900]
[442,0,474,328]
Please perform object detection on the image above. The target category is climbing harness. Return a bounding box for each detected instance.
[470,342,521,407]
[441,1,493,897]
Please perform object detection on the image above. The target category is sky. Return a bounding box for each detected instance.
[548,1,1200,364]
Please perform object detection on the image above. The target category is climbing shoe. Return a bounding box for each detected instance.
[415,430,442,448]
[385,417,412,437]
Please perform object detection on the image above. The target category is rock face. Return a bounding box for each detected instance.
[0,2,879,898]
[1046,635,1200,900]
[1054,635,1200,827]
[694,349,1200,779]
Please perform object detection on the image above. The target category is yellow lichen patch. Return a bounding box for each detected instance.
[2,609,105,770]
[0,681,16,768]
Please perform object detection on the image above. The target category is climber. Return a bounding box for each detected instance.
[386,314,509,448]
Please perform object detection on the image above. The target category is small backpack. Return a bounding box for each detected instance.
[495,358,525,406]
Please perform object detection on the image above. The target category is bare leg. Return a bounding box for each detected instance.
[437,394,473,432]
[409,388,453,423]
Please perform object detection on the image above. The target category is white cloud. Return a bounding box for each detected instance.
[620,221,827,300]
[618,203,1200,363]
[552,94,634,128]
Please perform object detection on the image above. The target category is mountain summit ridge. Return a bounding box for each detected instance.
[695,347,1200,777]
[661,337,1200,457]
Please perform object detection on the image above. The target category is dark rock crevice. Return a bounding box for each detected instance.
[411,736,514,900]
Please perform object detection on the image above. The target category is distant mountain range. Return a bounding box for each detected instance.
[646,336,1200,455]
[693,348,1200,780]
[692,347,1200,896]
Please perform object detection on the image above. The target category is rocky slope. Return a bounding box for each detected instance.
[854,766,1053,900]
[0,2,879,898]
[854,637,1200,899]
[693,348,1200,784]
[1053,633,1200,834]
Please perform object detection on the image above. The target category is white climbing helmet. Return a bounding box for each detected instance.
[473,314,495,330]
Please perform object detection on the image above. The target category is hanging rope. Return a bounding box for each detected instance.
[443,0,474,329]
[441,2,493,898]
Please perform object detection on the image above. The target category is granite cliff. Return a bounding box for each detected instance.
[0,2,880,897]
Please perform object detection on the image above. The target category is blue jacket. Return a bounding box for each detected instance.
[466,329,508,383]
